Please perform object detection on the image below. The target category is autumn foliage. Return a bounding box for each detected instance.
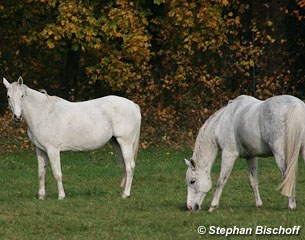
[1,0,305,149]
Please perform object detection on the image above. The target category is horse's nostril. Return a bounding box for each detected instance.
[194,203,200,211]
[187,205,192,211]
[13,114,22,122]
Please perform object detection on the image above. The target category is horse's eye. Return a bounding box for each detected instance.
[21,95,24,98]
[190,179,196,185]
[7,95,10,99]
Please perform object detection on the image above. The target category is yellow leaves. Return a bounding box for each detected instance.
[249,59,255,67]
[221,0,229,6]
[266,20,273,27]
[71,16,77,22]
[92,43,101,50]
[34,1,103,51]
[239,59,255,70]
[46,41,55,49]
[266,35,275,43]
[154,0,165,5]
[87,16,96,25]
[130,46,138,52]
[213,0,230,6]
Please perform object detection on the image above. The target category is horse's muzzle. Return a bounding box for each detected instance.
[13,114,22,123]
[187,203,200,211]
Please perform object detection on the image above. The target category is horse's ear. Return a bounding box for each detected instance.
[185,158,196,170]
[17,76,23,85]
[3,78,10,89]
[185,159,190,166]
[190,159,196,170]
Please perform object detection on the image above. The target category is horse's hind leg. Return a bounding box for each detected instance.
[301,145,305,165]
[209,151,238,212]
[110,138,126,189]
[246,157,263,208]
[47,147,65,200]
[36,147,48,200]
[116,138,135,199]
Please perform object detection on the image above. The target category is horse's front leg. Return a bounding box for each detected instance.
[208,151,238,212]
[36,147,48,200]
[47,147,65,200]
[246,157,263,208]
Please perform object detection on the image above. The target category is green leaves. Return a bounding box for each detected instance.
[1,0,304,147]
[154,0,165,5]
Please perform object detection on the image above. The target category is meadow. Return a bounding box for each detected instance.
[1,146,305,240]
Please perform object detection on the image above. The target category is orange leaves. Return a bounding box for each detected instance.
[0,112,31,152]
[7,0,301,148]
[101,0,151,64]
[298,0,305,8]
[84,0,152,96]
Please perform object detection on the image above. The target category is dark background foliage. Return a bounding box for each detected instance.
[1,0,305,149]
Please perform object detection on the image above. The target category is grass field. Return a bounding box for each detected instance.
[1,146,305,239]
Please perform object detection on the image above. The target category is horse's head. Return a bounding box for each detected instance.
[3,77,26,123]
[185,158,212,211]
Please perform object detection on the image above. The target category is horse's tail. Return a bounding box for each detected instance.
[133,105,141,161]
[279,104,305,197]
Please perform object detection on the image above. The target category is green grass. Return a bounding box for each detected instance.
[1,146,305,239]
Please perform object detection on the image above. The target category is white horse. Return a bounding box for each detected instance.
[185,95,305,211]
[3,77,141,200]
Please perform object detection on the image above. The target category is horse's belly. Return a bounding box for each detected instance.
[31,124,113,152]
[239,138,272,158]
[59,130,112,151]
[236,118,272,157]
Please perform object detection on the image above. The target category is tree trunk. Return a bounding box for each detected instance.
[63,42,80,100]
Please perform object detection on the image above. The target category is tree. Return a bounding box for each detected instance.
[1,0,305,148]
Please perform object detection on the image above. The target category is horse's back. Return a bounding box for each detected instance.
[53,95,141,123]
[234,95,305,157]
[70,95,141,134]
[215,95,305,157]
[37,95,141,151]
[95,95,141,137]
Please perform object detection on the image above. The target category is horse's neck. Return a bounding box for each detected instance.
[192,123,218,172]
[23,88,48,124]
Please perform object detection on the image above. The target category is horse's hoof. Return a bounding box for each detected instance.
[122,193,130,199]
[208,206,217,213]
[58,194,65,200]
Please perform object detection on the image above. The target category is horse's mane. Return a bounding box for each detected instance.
[29,86,70,103]
[201,95,258,132]
[193,95,260,167]
[192,105,228,167]
[48,95,65,102]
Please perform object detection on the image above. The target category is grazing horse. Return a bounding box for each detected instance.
[3,77,141,200]
[185,95,305,211]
